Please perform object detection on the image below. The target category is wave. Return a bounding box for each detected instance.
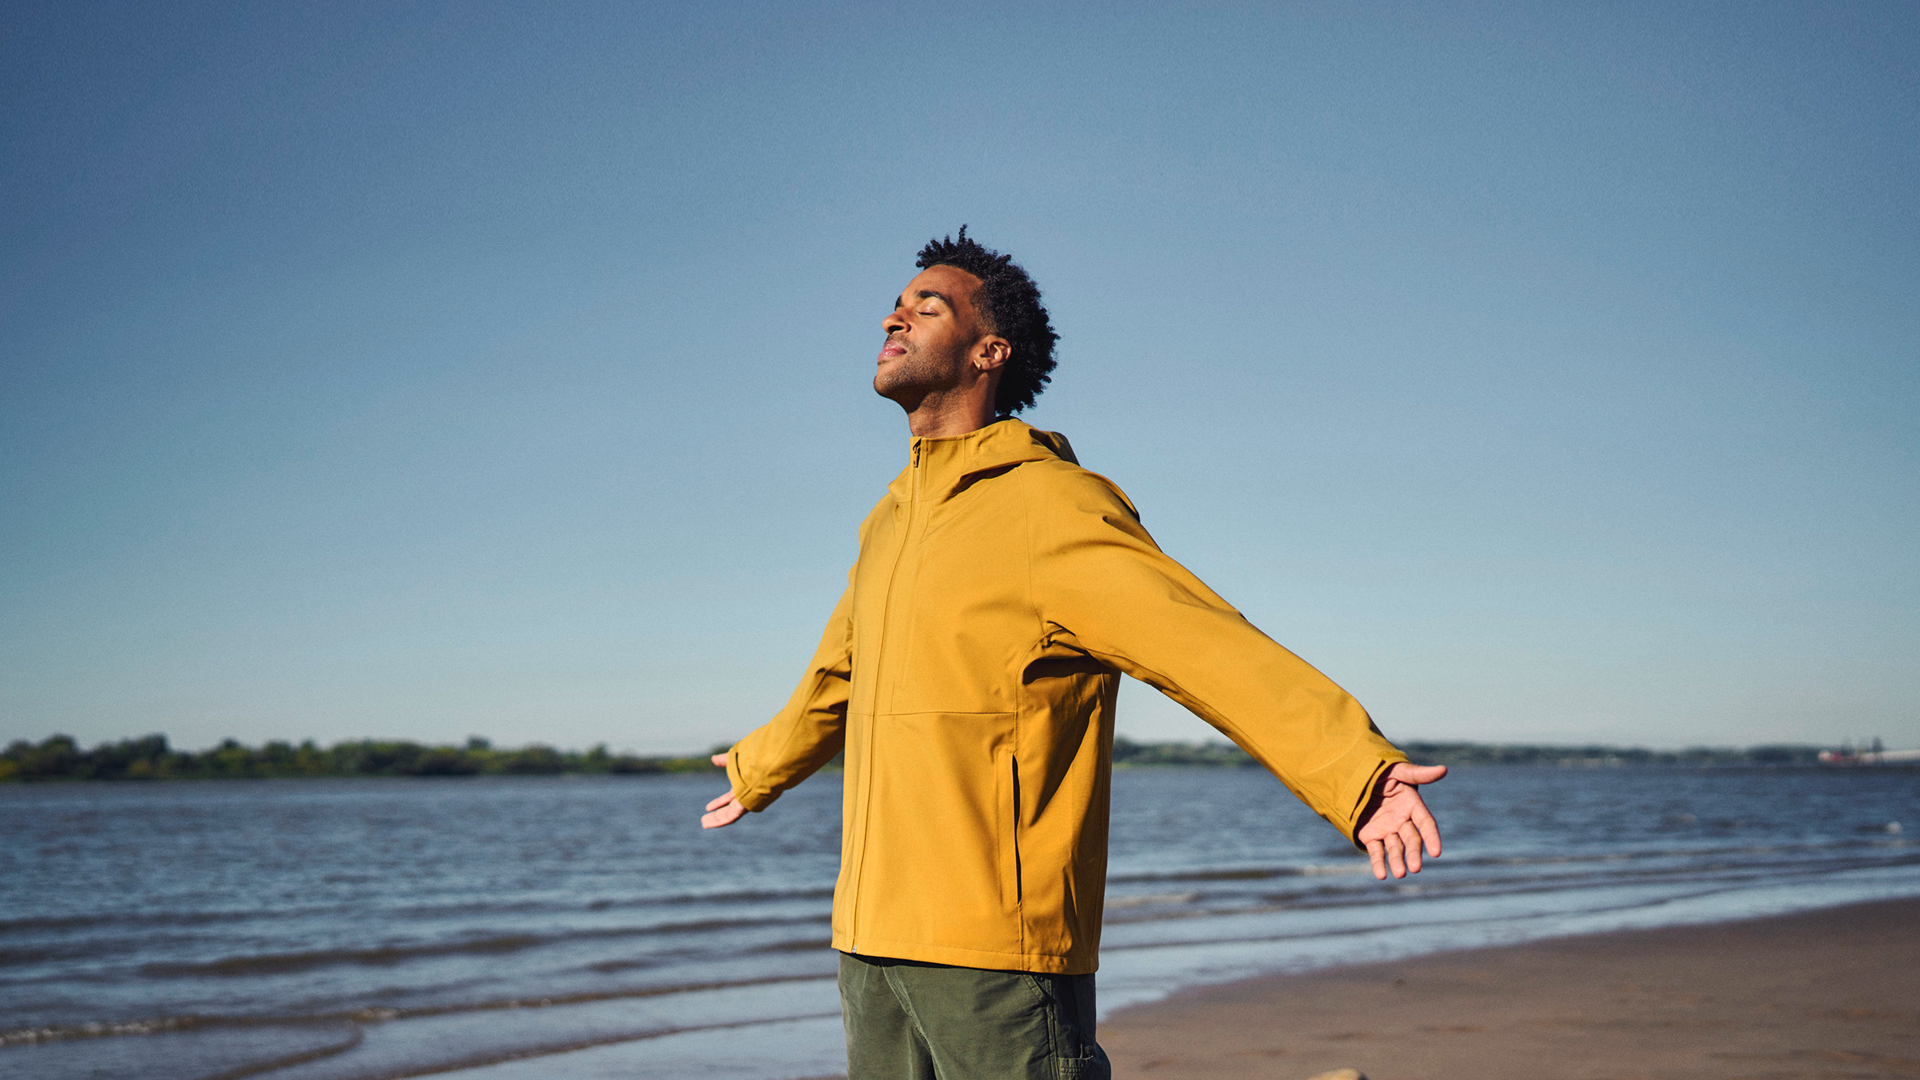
[1098,850,1920,928]
[584,885,839,909]
[14,845,1913,982]
[18,845,1909,979]
[1108,863,1370,885]
[1,1013,215,1047]
[1104,835,1913,888]
[198,1023,366,1080]
[0,884,839,938]
[133,913,835,978]
[0,971,839,1047]
[257,1011,845,1080]
[0,908,305,935]
[1099,877,1797,954]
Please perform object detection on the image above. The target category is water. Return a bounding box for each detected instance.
[2,765,1916,1080]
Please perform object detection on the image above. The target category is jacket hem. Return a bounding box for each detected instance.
[830,933,1096,975]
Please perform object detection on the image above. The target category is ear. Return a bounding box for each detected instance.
[973,335,1011,373]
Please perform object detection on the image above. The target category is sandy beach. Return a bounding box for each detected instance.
[1098,896,1920,1080]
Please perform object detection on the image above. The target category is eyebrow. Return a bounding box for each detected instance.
[893,289,954,310]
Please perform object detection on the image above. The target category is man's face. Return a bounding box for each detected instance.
[874,264,993,408]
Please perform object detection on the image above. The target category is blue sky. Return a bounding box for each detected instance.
[4,2,1915,754]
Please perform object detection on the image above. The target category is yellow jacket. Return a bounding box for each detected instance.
[727,419,1405,974]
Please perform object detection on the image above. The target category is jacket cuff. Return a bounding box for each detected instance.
[1344,757,1399,849]
[1302,736,1407,847]
[725,745,777,812]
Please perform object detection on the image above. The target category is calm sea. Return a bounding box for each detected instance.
[3,765,1916,1080]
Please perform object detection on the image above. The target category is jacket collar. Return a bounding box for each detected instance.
[887,418,1077,503]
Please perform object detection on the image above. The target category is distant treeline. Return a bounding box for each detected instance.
[1,732,1840,782]
[1112,738,1830,768]
[0,734,719,782]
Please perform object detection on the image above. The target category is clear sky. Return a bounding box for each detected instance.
[4,3,1915,754]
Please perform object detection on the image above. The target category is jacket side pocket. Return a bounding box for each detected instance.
[1000,752,1023,913]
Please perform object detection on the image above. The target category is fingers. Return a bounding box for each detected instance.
[701,795,745,830]
[1383,830,1407,878]
[1368,833,1419,879]
[1362,767,1445,882]
[701,748,741,830]
[1410,796,1442,858]
[1387,762,1449,786]
[1398,820,1423,874]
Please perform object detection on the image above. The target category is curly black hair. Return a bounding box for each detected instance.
[916,226,1059,416]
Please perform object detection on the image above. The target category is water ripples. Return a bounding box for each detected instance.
[3,766,1916,1080]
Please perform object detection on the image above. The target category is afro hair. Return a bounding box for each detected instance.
[915,226,1059,416]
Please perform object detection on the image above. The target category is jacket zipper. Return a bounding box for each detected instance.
[847,437,922,954]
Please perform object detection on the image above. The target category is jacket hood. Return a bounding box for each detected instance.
[887,418,1077,503]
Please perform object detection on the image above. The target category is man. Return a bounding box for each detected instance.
[701,228,1445,1079]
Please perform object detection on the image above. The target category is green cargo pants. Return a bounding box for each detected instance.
[839,952,1111,1080]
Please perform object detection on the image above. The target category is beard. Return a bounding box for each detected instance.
[873,336,968,408]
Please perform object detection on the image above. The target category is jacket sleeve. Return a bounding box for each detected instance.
[726,573,853,812]
[1026,466,1406,843]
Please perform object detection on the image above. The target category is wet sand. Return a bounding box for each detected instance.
[1099,897,1920,1080]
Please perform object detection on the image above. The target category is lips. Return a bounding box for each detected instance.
[879,339,907,360]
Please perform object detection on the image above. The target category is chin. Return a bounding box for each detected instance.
[873,366,907,398]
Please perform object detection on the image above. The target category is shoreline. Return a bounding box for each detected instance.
[1098,895,1920,1079]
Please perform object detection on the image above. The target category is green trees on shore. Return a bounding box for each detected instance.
[0,733,1834,782]
[0,734,719,782]
[1107,737,1827,768]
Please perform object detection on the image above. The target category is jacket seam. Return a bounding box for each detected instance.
[1015,462,1035,958]
[1062,639,1388,835]
[874,709,1016,717]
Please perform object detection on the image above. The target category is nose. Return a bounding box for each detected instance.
[882,309,907,336]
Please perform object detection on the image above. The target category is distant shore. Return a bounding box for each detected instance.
[4,732,1903,782]
[1100,895,1920,1080]
[0,733,721,781]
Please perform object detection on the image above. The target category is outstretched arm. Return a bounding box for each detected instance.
[1354,762,1446,879]
[695,573,855,829]
[1027,469,1410,842]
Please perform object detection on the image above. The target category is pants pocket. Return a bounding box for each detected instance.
[1030,972,1110,1080]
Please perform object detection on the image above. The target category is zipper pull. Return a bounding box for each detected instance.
[912,442,921,467]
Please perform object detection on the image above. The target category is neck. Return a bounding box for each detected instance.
[900,387,999,438]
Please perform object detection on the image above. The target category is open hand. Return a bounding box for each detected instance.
[701,752,747,829]
[1355,762,1446,880]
